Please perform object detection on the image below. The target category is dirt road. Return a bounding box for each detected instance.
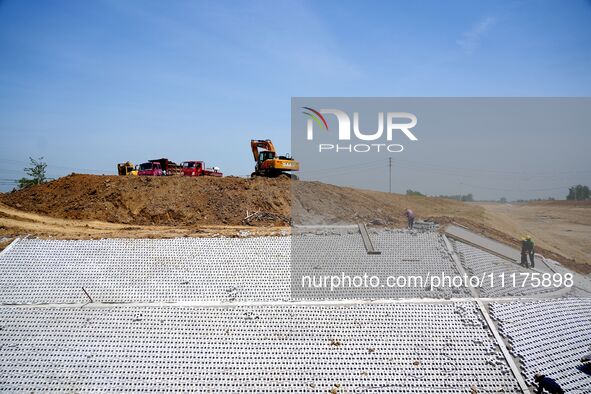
[477,201,591,270]
[0,202,287,242]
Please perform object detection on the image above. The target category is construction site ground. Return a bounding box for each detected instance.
[474,201,591,274]
[1,175,590,392]
[0,174,589,274]
[2,228,590,392]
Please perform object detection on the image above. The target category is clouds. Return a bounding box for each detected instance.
[457,16,495,53]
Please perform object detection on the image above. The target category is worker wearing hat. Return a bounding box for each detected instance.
[520,235,535,268]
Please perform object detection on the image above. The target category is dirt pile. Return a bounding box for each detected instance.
[0,174,291,226]
[0,174,483,227]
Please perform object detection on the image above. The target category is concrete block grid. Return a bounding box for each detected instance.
[0,237,291,304]
[0,232,463,304]
[455,238,591,392]
[293,229,452,264]
[452,240,565,298]
[490,299,591,393]
[0,303,519,393]
[1,233,588,391]
[292,230,470,299]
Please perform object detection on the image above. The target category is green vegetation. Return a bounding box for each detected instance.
[18,157,47,189]
[438,193,474,202]
[567,185,590,200]
[406,189,424,196]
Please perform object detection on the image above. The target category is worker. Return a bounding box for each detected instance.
[534,373,564,394]
[521,235,535,268]
[404,208,415,230]
[582,350,591,374]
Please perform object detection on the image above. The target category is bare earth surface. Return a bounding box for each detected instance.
[0,174,483,228]
[1,174,589,274]
[0,202,287,240]
[477,201,591,270]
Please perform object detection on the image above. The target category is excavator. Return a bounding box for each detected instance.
[250,139,299,178]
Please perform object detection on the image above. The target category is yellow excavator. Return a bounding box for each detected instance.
[251,139,299,178]
[117,161,138,176]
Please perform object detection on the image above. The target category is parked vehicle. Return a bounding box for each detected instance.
[181,161,223,177]
[150,158,181,176]
[117,161,138,176]
[137,161,163,176]
[250,139,299,178]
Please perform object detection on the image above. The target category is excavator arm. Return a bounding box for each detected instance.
[251,139,276,162]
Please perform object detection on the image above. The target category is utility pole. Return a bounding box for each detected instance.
[388,157,392,193]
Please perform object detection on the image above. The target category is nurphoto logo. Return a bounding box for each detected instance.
[303,107,418,153]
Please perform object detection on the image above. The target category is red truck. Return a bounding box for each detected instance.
[150,158,181,176]
[137,161,163,176]
[181,161,223,177]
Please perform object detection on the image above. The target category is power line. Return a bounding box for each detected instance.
[299,162,387,179]
[301,158,579,195]
[297,158,384,174]
[394,157,591,177]
[459,182,574,193]
[311,163,387,180]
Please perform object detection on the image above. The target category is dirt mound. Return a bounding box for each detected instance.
[0,174,291,226]
[0,174,482,227]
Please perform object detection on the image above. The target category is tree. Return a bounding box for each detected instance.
[438,193,475,202]
[406,189,424,196]
[18,157,47,189]
[462,193,474,202]
[567,185,590,200]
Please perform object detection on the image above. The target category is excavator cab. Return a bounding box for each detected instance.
[251,139,299,178]
[258,150,275,163]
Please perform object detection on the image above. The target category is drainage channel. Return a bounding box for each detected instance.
[443,234,530,394]
[358,223,381,255]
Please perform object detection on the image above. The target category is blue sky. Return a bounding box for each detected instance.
[1,0,590,199]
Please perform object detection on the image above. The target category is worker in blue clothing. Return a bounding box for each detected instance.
[534,373,564,394]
